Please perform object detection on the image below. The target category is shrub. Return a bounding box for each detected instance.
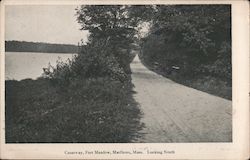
[43,39,129,87]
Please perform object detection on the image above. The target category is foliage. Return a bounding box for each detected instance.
[44,5,148,84]
[75,5,148,73]
[140,5,232,99]
[150,5,231,59]
[200,41,232,79]
[76,5,139,41]
[43,39,129,87]
[141,5,231,77]
[6,78,142,142]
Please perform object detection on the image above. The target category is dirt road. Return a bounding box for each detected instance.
[131,55,232,142]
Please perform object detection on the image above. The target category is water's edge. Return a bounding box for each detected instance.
[5,52,76,81]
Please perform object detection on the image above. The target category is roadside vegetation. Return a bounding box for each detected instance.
[139,5,232,99]
[6,5,146,143]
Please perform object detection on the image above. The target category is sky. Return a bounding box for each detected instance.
[5,5,89,45]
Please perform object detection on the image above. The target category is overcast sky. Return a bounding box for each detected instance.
[5,5,89,45]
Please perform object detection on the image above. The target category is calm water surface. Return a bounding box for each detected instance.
[5,52,76,80]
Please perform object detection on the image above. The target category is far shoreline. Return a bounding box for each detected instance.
[5,40,80,53]
[5,51,78,54]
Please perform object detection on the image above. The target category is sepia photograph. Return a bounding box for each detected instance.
[5,4,232,143]
[1,0,249,159]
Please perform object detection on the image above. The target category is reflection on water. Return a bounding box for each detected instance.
[5,52,76,81]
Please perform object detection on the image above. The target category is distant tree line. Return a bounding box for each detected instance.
[5,41,78,53]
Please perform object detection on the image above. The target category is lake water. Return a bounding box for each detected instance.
[5,52,76,81]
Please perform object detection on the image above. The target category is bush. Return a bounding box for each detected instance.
[43,39,129,87]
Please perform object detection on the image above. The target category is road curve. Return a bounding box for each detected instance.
[131,55,232,143]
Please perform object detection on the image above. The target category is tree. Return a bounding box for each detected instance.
[75,5,152,73]
[150,5,231,63]
[140,5,231,79]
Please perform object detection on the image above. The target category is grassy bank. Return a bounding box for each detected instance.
[139,34,232,100]
[6,77,142,143]
[139,49,232,100]
[140,58,231,100]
